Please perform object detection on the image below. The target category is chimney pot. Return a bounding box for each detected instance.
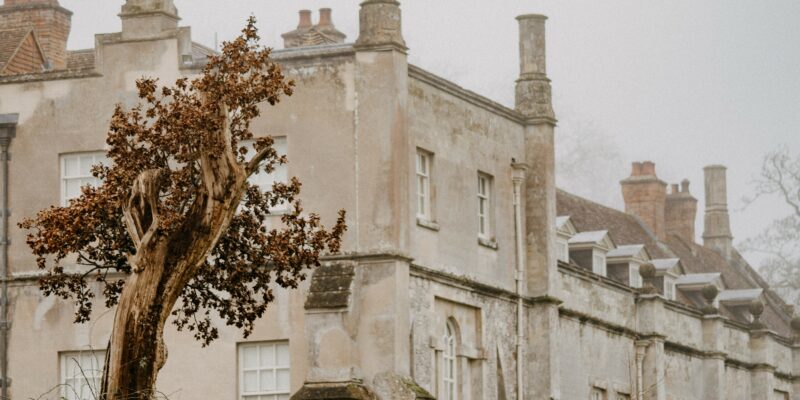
[642,161,656,176]
[681,179,690,193]
[298,9,312,28]
[318,8,332,27]
[631,162,643,176]
[671,184,679,194]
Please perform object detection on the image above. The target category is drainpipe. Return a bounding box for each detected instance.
[635,340,648,400]
[0,114,17,399]
[511,162,527,400]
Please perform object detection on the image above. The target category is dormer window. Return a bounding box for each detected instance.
[607,244,650,288]
[650,258,682,300]
[556,216,577,263]
[567,230,615,277]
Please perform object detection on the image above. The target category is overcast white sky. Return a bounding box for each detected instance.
[57,0,800,265]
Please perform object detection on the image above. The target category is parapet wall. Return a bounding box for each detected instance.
[557,264,799,398]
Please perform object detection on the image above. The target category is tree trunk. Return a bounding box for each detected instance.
[100,104,259,399]
[101,247,171,399]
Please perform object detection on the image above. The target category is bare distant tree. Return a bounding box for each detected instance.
[741,148,800,306]
[555,112,626,208]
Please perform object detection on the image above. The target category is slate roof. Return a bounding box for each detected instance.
[557,189,672,259]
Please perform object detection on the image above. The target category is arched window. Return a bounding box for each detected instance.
[442,321,457,400]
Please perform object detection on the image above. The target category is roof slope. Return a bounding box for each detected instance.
[559,189,793,336]
[557,189,672,259]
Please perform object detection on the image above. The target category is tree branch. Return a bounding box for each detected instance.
[122,169,163,270]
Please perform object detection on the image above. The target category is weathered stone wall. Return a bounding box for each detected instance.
[409,271,518,400]
[663,350,705,400]
[557,316,635,399]
[407,68,525,292]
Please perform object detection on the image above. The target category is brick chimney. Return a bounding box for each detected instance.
[0,0,72,69]
[282,8,346,49]
[702,165,733,260]
[621,161,668,240]
[119,0,180,40]
[315,8,346,43]
[665,179,698,242]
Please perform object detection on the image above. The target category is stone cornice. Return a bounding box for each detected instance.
[271,44,356,63]
[408,64,526,125]
[0,69,100,84]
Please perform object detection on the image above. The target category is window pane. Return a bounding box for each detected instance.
[276,344,290,366]
[259,369,275,391]
[260,344,275,368]
[277,369,290,391]
[243,370,259,392]
[243,347,258,369]
[79,155,94,176]
[64,156,79,177]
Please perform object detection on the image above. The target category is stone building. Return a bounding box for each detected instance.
[0,0,798,399]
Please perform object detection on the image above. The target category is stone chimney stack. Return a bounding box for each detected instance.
[703,165,733,260]
[665,179,698,242]
[0,0,72,69]
[119,0,180,40]
[355,0,406,51]
[515,14,555,121]
[620,161,668,240]
[516,13,557,298]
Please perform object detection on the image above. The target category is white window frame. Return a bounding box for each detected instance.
[241,137,289,214]
[416,150,432,220]
[60,152,108,206]
[442,321,457,400]
[557,239,570,262]
[592,251,607,276]
[477,173,492,239]
[238,341,291,400]
[60,350,106,400]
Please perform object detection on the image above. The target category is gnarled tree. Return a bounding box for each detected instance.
[19,18,346,400]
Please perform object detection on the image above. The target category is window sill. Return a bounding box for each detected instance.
[416,217,440,231]
[478,236,498,250]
